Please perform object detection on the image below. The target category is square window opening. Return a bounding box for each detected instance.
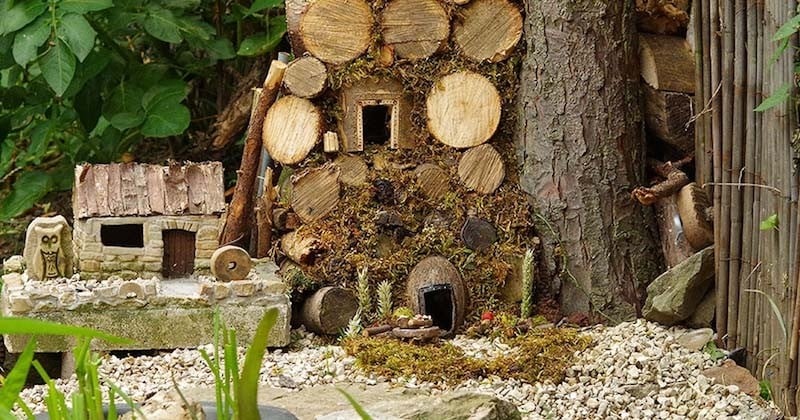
[362,105,392,145]
[101,224,144,248]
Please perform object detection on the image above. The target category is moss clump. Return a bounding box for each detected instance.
[342,328,592,385]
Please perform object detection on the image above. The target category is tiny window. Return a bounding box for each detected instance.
[362,105,392,145]
[101,224,144,248]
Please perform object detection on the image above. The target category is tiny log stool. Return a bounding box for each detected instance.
[392,326,441,341]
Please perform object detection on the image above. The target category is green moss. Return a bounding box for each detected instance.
[342,328,591,385]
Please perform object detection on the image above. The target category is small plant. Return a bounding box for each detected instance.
[521,248,535,318]
[376,281,393,321]
[759,379,774,401]
[702,341,727,362]
[199,307,279,420]
[355,267,371,320]
[343,309,363,339]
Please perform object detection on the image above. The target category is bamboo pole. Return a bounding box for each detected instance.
[718,0,735,344]
[710,0,726,342]
[750,0,765,372]
[701,0,713,190]
[693,0,708,187]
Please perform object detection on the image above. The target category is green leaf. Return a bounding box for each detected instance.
[0,170,51,219]
[39,39,76,96]
[0,0,47,36]
[12,14,49,66]
[58,0,113,13]
[0,317,131,343]
[28,119,55,163]
[176,16,214,41]
[249,0,282,13]
[141,79,189,111]
[143,7,183,43]
[236,23,286,57]
[237,308,278,419]
[0,339,36,411]
[75,84,102,130]
[109,111,145,130]
[336,388,374,420]
[760,380,773,401]
[141,101,190,137]
[103,83,144,124]
[57,13,96,62]
[773,14,800,41]
[760,213,779,231]
[754,83,791,112]
[205,38,236,60]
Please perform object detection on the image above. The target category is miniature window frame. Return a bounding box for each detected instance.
[355,99,400,151]
[96,219,148,255]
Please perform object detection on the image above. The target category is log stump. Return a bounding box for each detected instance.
[300,287,359,335]
[262,96,322,165]
[426,71,501,148]
[299,0,373,65]
[639,34,695,94]
[283,56,328,98]
[457,144,505,194]
[381,0,450,60]
[677,183,714,250]
[291,164,341,223]
[281,230,323,265]
[453,0,523,62]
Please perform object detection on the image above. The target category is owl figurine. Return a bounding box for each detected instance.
[23,216,73,281]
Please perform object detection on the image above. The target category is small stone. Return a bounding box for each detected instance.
[586,398,599,409]
[3,255,25,273]
[677,328,714,351]
[9,294,33,313]
[231,280,258,297]
[2,273,23,288]
[214,283,230,299]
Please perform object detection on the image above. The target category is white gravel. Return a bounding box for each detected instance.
[19,319,781,419]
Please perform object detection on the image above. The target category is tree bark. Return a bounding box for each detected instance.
[515,0,663,322]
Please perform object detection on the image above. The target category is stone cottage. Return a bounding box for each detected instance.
[72,162,225,280]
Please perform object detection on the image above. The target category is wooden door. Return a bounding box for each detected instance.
[162,229,196,278]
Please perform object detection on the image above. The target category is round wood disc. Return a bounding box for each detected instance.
[334,154,369,186]
[415,163,450,200]
[457,144,505,194]
[381,0,450,60]
[460,216,498,251]
[283,56,328,98]
[676,183,714,250]
[262,96,322,165]
[210,245,253,282]
[426,71,501,148]
[453,0,523,62]
[300,0,373,65]
[291,164,341,223]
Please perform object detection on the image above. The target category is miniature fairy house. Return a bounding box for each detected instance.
[259,0,535,334]
[72,162,225,280]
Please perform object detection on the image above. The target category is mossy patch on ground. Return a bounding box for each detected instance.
[342,328,592,385]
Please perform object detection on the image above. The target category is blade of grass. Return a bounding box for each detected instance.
[335,388,373,420]
[224,329,239,419]
[14,396,34,420]
[744,289,788,342]
[105,381,146,419]
[107,388,117,420]
[33,360,69,419]
[0,407,20,420]
[0,318,130,344]
[171,376,200,420]
[237,308,278,419]
[0,338,36,410]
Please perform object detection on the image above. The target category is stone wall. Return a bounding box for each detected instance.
[74,215,221,279]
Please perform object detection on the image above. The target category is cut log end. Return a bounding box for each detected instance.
[300,287,359,335]
[676,182,714,250]
[300,0,373,65]
[281,230,323,265]
[334,155,369,187]
[291,164,341,223]
[262,96,322,165]
[639,34,695,94]
[427,71,501,148]
[284,56,328,98]
[453,0,523,62]
[210,246,253,282]
[415,163,450,200]
[381,0,450,60]
[457,144,505,194]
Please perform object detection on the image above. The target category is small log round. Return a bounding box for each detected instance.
[291,164,341,223]
[426,71,501,149]
[414,163,450,200]
[457,144,505,194]
[639,34,695,94]
[300,286,359,335]
[300,0,373,65]
[286,0,311,55]
[284,56,328,98]
[262,96,322,165]
[460,216,498,252]
[273,208,302,232]
[210,246,253,282]
[676,183,714,250]
[453,0,523,62]
[334,155,369,187]
[381,0,450,60]
[281,230,323,265]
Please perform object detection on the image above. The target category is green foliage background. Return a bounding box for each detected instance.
[0,0,286,221]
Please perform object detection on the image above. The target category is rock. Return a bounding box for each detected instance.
[3,255,24,273]
[677,328,714,351]
[120,390,205,420]
[702,360,760,396]
[2,273,23,288]
[644,246,714,325]
[460,217,498,252]
[231,280,258,297]
[404,392,521,420]
[685,288,715,328]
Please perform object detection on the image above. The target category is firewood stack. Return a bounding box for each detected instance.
[226,0,540,328]
[634,0,714,268]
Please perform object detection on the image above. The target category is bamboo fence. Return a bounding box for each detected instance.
[695,0,798,412]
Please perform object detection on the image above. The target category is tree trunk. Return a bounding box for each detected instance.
[515,0,663,322]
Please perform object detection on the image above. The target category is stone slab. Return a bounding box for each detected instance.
[2,297,291,352]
